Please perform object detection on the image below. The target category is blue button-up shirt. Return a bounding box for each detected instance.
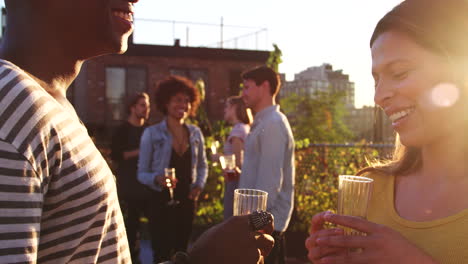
[239,105,295,232]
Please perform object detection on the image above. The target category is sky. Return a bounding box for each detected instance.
[131,0,404,108]
[0,0,403,107]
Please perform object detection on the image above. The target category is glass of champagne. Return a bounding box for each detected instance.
[337,175,373,235]
[233,189,268,216]
[219,154,236,181]
[165,168,179,206]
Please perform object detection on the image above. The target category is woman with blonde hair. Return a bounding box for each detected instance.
[306,0,468,263]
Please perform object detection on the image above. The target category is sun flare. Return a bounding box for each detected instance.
[430,83,460,108]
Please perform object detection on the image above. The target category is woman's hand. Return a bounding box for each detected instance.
[154,175,177,188]
[223,166,241,182]
[310,213,438,264]
[305,211,347,263]
[188,186,202,201]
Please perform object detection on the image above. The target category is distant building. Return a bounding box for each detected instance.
[280,63,355,108]
[67,37,269,142]
[345,106,394,142]
[279,63,394,143]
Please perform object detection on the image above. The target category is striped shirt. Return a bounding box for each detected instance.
[0,60,130,263]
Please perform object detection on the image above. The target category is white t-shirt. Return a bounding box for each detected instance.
[223,122,250,155]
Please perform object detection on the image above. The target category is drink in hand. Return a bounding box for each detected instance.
[337,175,373,235]
[165,168,179,206]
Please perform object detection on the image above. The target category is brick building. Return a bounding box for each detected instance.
[67,38,270,141]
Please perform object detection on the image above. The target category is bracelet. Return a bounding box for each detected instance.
[248,210,274,232]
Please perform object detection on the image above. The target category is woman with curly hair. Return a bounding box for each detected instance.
[138,75,208,262]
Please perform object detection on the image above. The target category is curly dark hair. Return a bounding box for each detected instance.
[154,75,201,117]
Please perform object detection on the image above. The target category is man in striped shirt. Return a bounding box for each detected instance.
[0,0,138,263]
[0,0,275,263]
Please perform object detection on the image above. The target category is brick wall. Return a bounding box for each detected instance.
[71,44,269,140]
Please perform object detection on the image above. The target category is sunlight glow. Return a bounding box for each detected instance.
[430,83,460,108]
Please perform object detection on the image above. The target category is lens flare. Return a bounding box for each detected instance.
[430,83,459,108]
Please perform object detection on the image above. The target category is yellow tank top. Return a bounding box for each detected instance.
[365,171,468,264]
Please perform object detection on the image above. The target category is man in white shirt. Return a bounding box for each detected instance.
[240,66,295,264]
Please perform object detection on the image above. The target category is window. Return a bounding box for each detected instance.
[105,66,147,124]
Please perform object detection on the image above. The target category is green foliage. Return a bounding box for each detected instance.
[190,78,216,136]
[193,120,230,227]
[192,139,388,233]
[281,91,354,143]
[266,44,283,72]
[195,78,206,101]
[291,145,382,232]
[194,160,225,226]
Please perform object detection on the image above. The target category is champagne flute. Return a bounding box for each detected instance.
[165,168,179,206]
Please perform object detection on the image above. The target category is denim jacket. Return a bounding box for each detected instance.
[137,119,208,192]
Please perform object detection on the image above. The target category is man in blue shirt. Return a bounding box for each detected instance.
[240,66,295,264]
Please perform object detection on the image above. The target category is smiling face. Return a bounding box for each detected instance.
[166,92,191,121]
[372,30,466,148]
[48,0,137,58]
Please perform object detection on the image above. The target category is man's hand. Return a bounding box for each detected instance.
[189,214,275,264]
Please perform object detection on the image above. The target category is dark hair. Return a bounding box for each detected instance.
[370,0,468,58]
[126,92,149,114]
[154,75,200,117]
[241,66,281,96]
[365,0,468,176]
[226,96,252,125]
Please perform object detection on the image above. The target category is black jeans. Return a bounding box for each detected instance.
[120,198,151,264]
[265,231,286,264]
[149,193,195,263]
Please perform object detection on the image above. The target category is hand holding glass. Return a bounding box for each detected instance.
[337,175,373,235]
[233,189,268,216]
[219,154,236,181]
[165,168,179,206]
